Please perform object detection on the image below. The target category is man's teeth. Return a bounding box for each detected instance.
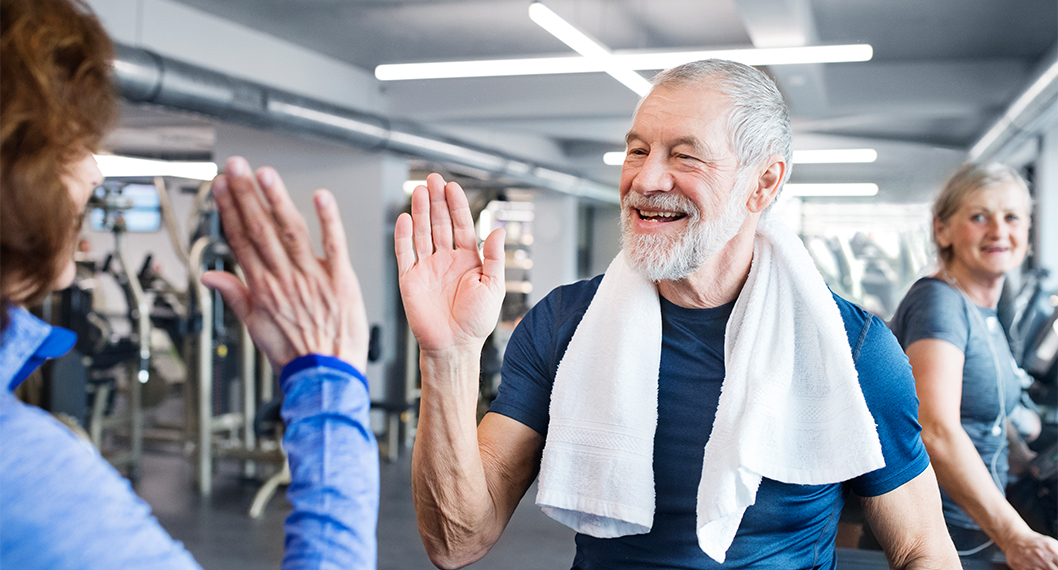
[639,210,682,219]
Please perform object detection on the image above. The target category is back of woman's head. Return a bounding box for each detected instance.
[1,0,115,315]
[931,162,1032,264]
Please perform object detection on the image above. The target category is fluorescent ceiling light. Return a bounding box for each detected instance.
[792,149,877,164]
[784,183,878,197]
[605,149,878,166]
[529,3,607,60]
[528,3,651,95]
[375,44,872,82]
[95,154,218,181]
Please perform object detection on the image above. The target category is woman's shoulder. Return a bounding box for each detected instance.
[897,276,967,318]
[890,276,970,348]
[904,276,962,303]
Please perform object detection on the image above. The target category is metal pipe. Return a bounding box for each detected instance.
[969,46,1058,162]
[115,231,147,477]
[154,177,190,266]
[189,237,214,496]
[112,44,619,205]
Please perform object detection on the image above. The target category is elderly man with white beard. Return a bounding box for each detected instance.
[395,59,960,569]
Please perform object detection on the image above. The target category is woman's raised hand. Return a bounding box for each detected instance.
[201,156,370,371]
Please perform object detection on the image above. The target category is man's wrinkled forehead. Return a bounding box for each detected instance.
[625,84,733,150]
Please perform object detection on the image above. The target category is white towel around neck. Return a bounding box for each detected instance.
[536,213,884,563]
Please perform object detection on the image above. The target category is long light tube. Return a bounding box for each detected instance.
[528,3,651,95]
[95,154,218,181]
[791,149,877,164]
[605,148,878,166]
[375,44,873,81]
[784,183,878,197]
[403,179,427,195]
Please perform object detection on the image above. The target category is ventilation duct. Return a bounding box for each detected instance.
[969,45,1058,162]
[112,44,620,204]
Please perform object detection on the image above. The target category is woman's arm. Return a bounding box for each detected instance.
[280,358,378,570]
[907,339,1058,569]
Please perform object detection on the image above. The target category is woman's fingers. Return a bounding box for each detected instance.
[211,174,266,287]
[224,157,294,279]
[257,166,317,270]
[315,189,360,292]
[200,270,252,323]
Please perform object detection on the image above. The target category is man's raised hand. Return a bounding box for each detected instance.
[200,156,369,371]
[394,173,506,356]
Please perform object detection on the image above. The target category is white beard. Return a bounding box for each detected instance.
[621,185,750,282]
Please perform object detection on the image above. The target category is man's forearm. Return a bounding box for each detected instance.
[863,466,960,570]
[280,356,379,570]
[413,349,501,569]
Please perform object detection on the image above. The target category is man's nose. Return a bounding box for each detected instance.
[630,153,673,194]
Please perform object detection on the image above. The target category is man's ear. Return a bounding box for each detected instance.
[746,156,786,213]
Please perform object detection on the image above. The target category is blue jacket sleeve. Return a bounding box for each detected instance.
[279,355,379,570]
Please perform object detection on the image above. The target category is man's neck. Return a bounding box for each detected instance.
[657,218,758,310]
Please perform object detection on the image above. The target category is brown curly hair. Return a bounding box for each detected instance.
[1,0,116,322]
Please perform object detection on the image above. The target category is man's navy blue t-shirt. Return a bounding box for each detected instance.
[489,275,930,569]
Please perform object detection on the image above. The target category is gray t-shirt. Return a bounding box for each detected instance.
[889,277,1023,530]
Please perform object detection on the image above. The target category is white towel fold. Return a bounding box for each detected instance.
[536,213,885,563]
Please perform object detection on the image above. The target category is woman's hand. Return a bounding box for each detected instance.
[394,173,505,358]
[200,156,369,371]
[1001,530,1058,570]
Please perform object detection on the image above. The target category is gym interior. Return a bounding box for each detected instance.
[10,0,1058,568]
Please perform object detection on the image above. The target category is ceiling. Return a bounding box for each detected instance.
[121,0,1057,203]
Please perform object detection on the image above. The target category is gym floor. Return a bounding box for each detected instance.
[136,444,1015,569]
[136,446,577,570]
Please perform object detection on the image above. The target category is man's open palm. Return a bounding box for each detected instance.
[394,173,506,355]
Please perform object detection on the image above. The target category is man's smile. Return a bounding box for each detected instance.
[637,208,687,222]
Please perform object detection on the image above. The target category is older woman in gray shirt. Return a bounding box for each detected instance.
[889,162,1058,568]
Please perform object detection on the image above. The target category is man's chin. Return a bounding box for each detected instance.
[625,247,697,282]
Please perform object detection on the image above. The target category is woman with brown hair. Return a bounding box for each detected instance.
[889,162,1058,568]
[0,0,378,567]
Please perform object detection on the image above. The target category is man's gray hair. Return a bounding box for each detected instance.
[650,59,793,186]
